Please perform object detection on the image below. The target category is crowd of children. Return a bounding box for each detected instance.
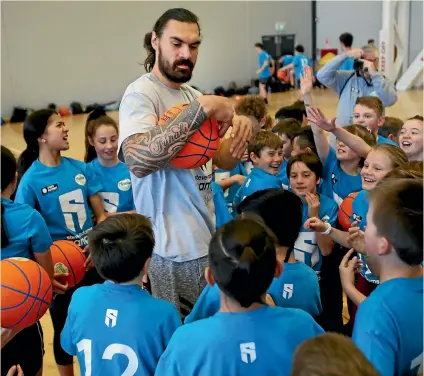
[1,62,423,376]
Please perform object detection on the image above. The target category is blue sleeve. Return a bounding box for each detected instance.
[60,300,77,356]
[84,163,102,198]
[233,184,245,208]
[322,147,337,178]
[292,55,300,67]
[326,201,338,226]
[162,305,182,347]
[316,53,355,92]
[14,178,37,208]
[185,285,220,324]
[28,210,53,253]
[369,73,397,107]
[353,306,397,376]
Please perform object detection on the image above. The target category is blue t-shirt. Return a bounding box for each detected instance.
[282,55,294,66]
[339,57,354,71]
[215,163,248,209]
[268,262,322,317]
[258,50,272,79]
[211,182,233,229]
[87,159,135,213]
[1,198,53,260]
[322,147,362,206]
[277,159,290,190]
[61,281,181,376]
[293,195,338,274]
[293,54,310,80]
[234,168,283,208]
[377,135,398,146]
[353,277,423,376]
[186,261,322,322]
[157,305,324,376]
[15,157,102,248]
[351,190,379,284]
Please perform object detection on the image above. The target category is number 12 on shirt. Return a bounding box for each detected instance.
[77,339,138,376]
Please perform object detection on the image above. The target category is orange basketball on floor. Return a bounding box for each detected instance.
[158,103,220,169]
[1,258,53,329]
[50,240,86,288]
[277,70,288,82]
[338,192,359,231]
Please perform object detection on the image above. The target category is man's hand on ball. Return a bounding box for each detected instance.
[230,115,253,159]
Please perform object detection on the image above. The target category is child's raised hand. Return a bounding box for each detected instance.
[305,193,320,218]
[304,217,327,233]
[300,65,314,96]
[307,107,336,132]
[339,249,363,288]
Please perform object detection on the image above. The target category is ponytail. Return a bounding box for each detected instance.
[17,147,39,177]
[144,32,155,73]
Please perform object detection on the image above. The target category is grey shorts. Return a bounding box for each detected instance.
[148,254,209,318]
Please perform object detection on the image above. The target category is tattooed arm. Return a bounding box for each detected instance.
[120,95,234,178]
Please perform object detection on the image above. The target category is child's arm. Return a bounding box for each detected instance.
[301,67,330,164]
[308,110,372,159]
[34,251,69,294]
[280,63,294,72]
[304,217,350,249]
[216,174,246,191]
[339,249,367,306]
[89,194,107,224]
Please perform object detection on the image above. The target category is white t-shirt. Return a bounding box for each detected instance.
[118,73,215,262]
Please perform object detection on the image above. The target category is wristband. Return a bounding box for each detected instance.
[320,222,332,235]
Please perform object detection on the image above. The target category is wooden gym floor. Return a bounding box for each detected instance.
[1,88,423,375]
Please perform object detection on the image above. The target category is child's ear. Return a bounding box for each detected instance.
[250,152,259,164]
[316,177,321,185]
[305,147,312,154]
[274,261,283,278]
[205,267,216,286]
[378,116,385,127]
[143,257,151,276]
[88,137,95,146]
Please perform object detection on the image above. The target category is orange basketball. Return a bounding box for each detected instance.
[1,258,53,329]
[158,104,220,169]
[277,70,288,81]
[338,192,359,231]
[50,240,86,288]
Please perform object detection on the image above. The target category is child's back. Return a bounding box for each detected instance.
[157,306,322,376]
[61,282,180,375]
[268,261,321,317]
[353,276,423,376]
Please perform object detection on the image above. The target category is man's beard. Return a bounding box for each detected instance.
[158,46,194,84]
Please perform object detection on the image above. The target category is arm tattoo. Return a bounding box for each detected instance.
[122,100,207,178]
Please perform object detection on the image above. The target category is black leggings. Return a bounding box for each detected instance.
[49,268,104,365]
[1,321,44,376]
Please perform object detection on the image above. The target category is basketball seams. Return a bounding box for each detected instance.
[63,240,87,265]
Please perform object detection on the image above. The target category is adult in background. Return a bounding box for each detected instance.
[317,46,397,127]
[255,43,274,104]
[339,32,354,71]
[118,8,253,316]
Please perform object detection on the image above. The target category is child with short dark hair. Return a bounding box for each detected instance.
[233,131,283,207]
[275,101,307,126]
[156,216,323,376]
[378,116,403,144]
[185,188,322,323]
[291,126,318,156]
[61,214,181,376]
[273,118,302,188]
[341,179,423,376]
[291,333,380,376]
[287,153,338,276]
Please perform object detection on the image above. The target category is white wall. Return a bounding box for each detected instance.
[1,1,311,118]
[316,0,423,65]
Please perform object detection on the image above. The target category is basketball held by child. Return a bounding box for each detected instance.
[50,240,86,288]
[338,192,359,230]
[1,257,53,329]
[158,103,220,169]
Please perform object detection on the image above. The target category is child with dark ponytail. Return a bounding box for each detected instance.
[15,109,106,376]
[156,216,323,376]
[1,145,68,376]
[84,109,135,214]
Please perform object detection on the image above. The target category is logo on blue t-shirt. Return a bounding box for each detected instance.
[105,309,118,328]
[118,179,131,192]
[41,184,59,195]
[283,284,293,300]
[240,343,256,364]
[75,174,86,186]
[331,173,338,185]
